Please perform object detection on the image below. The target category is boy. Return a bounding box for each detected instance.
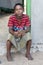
[6,3,33,61]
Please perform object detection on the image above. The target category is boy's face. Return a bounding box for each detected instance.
[14,5,24,17]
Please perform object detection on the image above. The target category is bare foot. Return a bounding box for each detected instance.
[25,53,33,60]
[6,53,13,61]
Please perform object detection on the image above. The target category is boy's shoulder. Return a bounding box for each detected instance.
[23,14,29,19]
[9,14,29,19]
[9,14,16,19]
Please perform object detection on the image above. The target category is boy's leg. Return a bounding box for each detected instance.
[20,32,33,60]
[6,33,17,61]
[6,40,12,61]
[26,40,33,60]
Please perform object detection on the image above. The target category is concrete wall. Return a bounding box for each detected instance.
[10,0,22,8]
[0,0,22,8]
[31,0,43,51]
[0,0,11,8]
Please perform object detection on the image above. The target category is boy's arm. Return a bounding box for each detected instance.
[8,16,19,36]
[24,16,31,33]
[23,26,31,33]
[9,27,18,36]
[18,26,30,36]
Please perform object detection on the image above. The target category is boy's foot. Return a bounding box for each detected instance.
[25,54,33,60]
[6,53,13,61]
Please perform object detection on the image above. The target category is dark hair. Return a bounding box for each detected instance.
[14,3,24,11]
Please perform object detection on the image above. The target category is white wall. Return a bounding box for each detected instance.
[31,0,43,51]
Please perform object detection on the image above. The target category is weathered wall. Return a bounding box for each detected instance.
[31,0,43,51]
[0,0,22,8]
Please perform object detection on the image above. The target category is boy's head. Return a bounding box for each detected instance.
[14,3,24,17]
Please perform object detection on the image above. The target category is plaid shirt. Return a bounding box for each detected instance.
[8,14,31,29]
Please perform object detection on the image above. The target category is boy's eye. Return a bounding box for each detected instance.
[16,8,23,11]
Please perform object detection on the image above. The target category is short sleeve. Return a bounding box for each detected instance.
[8,16,14,27]
[25,16,31,27]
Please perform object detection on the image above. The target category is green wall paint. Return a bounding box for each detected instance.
[26,0,31,18]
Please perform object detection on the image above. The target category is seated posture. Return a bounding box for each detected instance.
[6,3,33,61]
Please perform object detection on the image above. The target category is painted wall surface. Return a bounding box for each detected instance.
[10,0,22,8]
[0,0,22,8]
[26,0,31,18]
[31,0,43,51]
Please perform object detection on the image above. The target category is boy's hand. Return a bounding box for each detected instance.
[18,30,26,36]
[14,31,22,37]
[17,33,22,37]
[21,30,26,36]
[14,30,26,37]
[14,31,19,36]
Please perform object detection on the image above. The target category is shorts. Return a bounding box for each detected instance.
[7,32,31,51]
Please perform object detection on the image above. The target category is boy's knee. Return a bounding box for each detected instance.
[7,40,11,45]
[7,40,11,43]
[26,40,31,46]
[7,40,13,46]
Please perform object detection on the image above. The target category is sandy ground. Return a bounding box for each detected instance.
[0,51,43,65]
[0,14,10,43]
[0,14,43,65]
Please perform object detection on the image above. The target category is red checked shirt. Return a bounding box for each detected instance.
[8,14,31,29]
